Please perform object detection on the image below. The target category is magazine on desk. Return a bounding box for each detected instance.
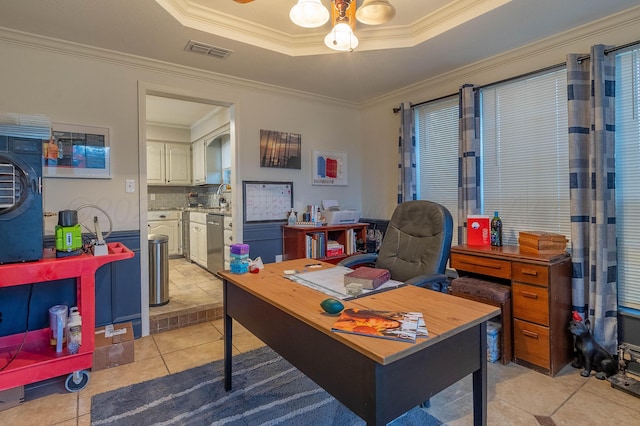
[331,309,428,343]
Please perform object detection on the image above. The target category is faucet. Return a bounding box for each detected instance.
[217,184,231,207]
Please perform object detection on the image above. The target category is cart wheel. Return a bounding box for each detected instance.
[65,370,90,392]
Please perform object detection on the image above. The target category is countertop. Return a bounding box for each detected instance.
[148,207,231,216]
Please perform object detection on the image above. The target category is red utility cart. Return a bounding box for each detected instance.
[0,242,134,392]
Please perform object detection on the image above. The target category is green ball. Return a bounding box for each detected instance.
[320,298,344,314]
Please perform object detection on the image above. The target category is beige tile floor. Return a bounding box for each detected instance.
[4,257,640,425]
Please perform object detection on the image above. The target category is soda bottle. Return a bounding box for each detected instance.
[490,211,502,247]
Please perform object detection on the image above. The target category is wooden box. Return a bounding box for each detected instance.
[518,231,567,255]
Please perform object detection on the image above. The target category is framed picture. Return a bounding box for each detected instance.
[259,129,301,169]
[44,123,110,178]
[312,150,347,186]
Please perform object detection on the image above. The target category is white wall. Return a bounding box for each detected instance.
[358,6,640,220]
[0,29,363,235]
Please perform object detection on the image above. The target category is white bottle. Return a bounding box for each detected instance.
[67,307,82,355]
[288,209,297,226]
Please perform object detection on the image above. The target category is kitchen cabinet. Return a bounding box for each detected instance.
[147,141,191,185]
[148,210,181,256]
[450,244,572,376]
[189,212,208,268]
[191,124,229,186]
[224,215,233,270]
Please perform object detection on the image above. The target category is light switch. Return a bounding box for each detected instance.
[125,179,135,193]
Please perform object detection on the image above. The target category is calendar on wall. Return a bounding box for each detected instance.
[243,181,293,223]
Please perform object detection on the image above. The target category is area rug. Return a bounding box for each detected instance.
[91,346,441,425]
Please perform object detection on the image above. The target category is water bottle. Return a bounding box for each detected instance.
[490,211,502,247]
[288,209,297,226]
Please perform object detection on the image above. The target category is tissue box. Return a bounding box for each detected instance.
[93,322,134,370]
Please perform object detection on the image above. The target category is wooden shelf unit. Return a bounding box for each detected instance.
[0,243,134,391]
[282,223,368,264]
[450,244,572,376]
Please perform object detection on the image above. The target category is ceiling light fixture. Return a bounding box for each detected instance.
[289,0,330,28]
[290,0,396,52]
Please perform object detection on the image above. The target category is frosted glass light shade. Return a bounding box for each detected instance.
[356,0,396,25]
[324,22,359,52]
[290,0,330,28]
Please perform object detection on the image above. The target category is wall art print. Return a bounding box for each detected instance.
[259,129,301,169]
[43,123,110,178]
[312,150,347,186]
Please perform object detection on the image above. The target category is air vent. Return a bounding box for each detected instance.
[184,40,233,59]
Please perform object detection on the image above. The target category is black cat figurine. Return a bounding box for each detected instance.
[569,320,617,379]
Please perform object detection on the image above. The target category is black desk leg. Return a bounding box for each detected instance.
[223,278,233,391]
[472,321,488,426]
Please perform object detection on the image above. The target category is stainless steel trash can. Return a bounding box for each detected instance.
[149,234,169,306]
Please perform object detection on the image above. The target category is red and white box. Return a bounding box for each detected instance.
[467,215,491,246]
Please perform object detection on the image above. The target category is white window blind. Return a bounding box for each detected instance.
[481,69,571,245]
[414,96,459,240]
[616,48,640,310]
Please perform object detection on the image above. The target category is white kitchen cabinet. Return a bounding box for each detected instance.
[148,210,181,256]
[189,212,208,268]
[146,141,191,185]
[191,123,229,186]
[224,215,233,270]
[191,138,207,185]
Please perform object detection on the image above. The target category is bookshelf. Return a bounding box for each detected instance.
[282,223,368,264]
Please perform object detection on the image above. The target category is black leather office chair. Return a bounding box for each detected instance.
[339,200,453,292]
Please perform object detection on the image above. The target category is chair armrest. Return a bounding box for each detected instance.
[337,253,378,269]
[405,273,450,293]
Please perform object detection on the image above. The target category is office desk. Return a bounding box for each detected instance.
[220,259,499,426]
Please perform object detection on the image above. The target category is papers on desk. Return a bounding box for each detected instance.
[286,266,404,300]
[331,309,428,343]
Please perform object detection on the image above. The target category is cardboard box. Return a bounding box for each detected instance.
[0,386,24,412]
[467,215,491,246]
[93,322,134,371]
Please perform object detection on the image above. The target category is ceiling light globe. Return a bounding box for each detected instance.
[324,22,359,52]
[355,0,396,25]
[290,0,330,28]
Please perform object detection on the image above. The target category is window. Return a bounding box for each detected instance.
[414,96,459,239]
[481,69,571,245]
[616,48,640,310]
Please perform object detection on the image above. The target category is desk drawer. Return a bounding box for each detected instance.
[514,319,550,370]
[513,262,549,287]
[513,283,549,326]
[450,253,511,279]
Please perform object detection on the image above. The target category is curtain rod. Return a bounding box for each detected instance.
[577,39,640,63]
[401,38,640,112]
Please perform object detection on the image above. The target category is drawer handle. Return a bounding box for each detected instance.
[459,260,502,270]
[521,269,539,276]
[522,330,539,339]
[522,291,538,299]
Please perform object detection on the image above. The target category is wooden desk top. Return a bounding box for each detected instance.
[452,244,570,264]
[220,259,499,365]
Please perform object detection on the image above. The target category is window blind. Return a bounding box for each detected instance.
[616,48,640,310]
[414,96,459,240]
[480,69,571,245]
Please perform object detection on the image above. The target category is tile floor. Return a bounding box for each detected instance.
[4,258,640,425]
[149,258,223,334]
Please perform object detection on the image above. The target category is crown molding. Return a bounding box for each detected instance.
[362,4,640,108]
[156,0,510,56]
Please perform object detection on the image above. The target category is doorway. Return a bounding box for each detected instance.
[142,91,234,334]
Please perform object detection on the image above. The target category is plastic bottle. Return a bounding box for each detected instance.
[490,211,502,247]
[67,307,82,355]
[288,209,297,226]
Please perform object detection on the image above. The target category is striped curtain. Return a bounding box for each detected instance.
[567,45,618,353]
[397,102,416,203]
[457,85,481,244]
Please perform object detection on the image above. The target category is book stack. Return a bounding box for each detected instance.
[518,231,567,255]
[344,267,390,290]
[326,240,344,257]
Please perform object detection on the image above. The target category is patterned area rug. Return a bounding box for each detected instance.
[91,346,442,425]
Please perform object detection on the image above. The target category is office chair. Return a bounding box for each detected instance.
[339,200,453,292]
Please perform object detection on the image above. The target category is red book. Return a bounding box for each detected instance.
[343,267,390,290]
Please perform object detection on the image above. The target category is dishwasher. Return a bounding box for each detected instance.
[207,213,224,275]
